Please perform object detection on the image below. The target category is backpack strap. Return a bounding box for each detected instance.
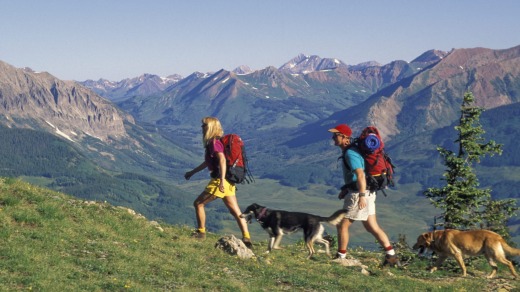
[241,144,255,184]
[339,147,364,191]
[206,138,222,178]
[339,149,350,170]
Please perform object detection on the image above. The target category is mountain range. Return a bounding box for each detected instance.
[1,45,519,244]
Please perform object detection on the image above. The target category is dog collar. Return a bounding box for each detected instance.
[257,208,267,220]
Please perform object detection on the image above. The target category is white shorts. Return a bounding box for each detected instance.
[342,191,376,221]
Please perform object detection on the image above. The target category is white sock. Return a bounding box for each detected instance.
[386,249,396,256]
[337,252,346,259]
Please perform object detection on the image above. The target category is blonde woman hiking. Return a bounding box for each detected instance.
[184,116,252,248]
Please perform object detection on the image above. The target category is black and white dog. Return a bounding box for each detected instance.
[240,203,347,258]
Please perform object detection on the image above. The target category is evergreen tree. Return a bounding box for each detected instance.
[482,198,518,242]
[424,92,517,238]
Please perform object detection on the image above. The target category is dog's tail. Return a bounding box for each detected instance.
[322,209,348,226]
[502,241,520,256]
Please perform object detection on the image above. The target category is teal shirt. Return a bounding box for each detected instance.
[342,147,365,185]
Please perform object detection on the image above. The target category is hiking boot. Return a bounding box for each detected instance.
[191,231,206,240]
[331,252,348,262]
[382,254,401,267]
[332,253,345,259]
[242,237,253,249]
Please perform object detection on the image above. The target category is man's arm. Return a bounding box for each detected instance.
[355,168,367,209]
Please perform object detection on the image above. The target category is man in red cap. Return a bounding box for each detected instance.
[328,123,400,267]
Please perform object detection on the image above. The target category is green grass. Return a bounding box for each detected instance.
[0,177,518,291]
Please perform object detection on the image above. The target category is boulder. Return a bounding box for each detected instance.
[215,235,254,259]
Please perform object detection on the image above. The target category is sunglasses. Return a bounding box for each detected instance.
[201,124,208,128]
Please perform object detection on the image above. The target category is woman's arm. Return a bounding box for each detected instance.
[216,152,227,192]
[184,161,208,180]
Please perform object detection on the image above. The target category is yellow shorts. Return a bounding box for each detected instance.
[204,178,236,198]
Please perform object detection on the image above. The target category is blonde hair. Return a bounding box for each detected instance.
[201,116,224,146]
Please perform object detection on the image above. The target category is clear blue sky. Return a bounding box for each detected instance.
[1,0,519,81]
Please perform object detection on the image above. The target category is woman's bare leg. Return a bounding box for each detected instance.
[193,191,217,231]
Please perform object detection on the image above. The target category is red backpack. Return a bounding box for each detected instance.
[220,134,254,184]
[356,126,395,195]
[340,126,395,195]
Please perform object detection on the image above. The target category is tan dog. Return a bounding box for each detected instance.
[413,229,520,278]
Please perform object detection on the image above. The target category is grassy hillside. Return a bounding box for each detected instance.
[1,178,518,291]
[0,126,194,226]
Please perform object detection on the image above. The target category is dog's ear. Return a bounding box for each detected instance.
[415,233,426,244]
[424,232,434,244]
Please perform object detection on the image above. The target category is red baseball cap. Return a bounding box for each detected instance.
[328,124,352,137]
